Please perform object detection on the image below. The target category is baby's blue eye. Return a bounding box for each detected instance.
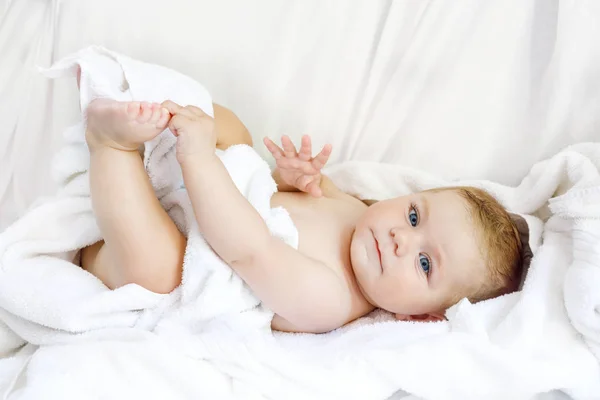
[408,208,419,227]
[419,254,430,274]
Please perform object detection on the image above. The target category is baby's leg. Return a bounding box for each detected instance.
[81,100,186,294]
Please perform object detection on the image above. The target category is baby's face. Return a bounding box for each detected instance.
[350,190,483,318]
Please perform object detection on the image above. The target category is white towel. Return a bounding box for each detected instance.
[0,47,599,400]
[0,46,296,389]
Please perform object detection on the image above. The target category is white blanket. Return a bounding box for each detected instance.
[1,48,599,400]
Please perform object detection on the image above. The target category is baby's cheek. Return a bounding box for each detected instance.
[407,280,437,311]
[393,273,418,303]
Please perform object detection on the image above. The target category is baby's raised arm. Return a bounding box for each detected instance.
[163,102,348,333]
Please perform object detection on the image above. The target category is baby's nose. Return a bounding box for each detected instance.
[390,228,412,256]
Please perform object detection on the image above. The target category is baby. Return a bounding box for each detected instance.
[81,99,524,333]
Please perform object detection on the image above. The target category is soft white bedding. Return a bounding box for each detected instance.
[1,1,600,399]
[0,45,599,400]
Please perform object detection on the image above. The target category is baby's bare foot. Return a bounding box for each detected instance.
[85,99,170,151]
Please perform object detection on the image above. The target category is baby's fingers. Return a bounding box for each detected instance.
[312,144,332,170]
[278,157,319,175]
[161,100,182,114]
[298,135,312,161]
[263,137,284,160]
[162,100,200,120]
[281,135,298,158]
[296,175,321,196]
[161,100,185,115]
[306,180,323,198]
[168,114,191,137]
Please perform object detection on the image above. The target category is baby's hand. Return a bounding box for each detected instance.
[264,135,332,197]
[162,100,216,164]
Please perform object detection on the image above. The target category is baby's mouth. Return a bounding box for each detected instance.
[371,230,383,271]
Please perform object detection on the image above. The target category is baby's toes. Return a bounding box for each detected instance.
[136,102,153,123]
[126,102,142,119]
[148,103,163,125]
[156,107,170,129]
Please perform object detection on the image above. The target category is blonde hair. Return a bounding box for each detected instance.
[431,186,523,304]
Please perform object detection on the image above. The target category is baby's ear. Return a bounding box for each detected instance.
[395,312,446,322]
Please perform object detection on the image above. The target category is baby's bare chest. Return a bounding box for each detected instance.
[270,192,374,329]
[270,192,363,276]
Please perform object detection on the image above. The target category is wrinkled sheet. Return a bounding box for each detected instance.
[2,0,599,230]
[2,1,600,399]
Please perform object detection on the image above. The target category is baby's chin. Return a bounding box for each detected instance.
[349,231,369,276]
[348,237,372,301]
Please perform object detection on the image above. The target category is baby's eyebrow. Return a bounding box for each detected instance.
[420,195,431,223]
[420,196,445,283]
[418,194,445,283]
